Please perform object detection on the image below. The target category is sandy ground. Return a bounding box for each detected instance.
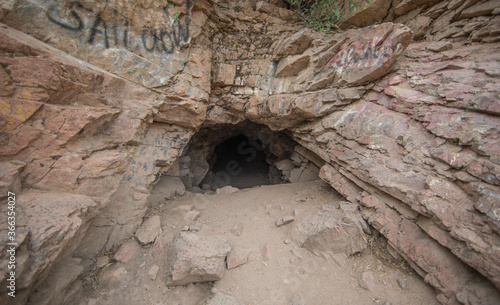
[72,180,439,305]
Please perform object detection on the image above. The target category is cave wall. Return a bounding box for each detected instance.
[0,0,499,304]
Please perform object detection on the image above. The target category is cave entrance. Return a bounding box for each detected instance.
[167,121,323,191]
[210,134,269,189]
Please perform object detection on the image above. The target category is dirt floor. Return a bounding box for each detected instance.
[73,180,439,305]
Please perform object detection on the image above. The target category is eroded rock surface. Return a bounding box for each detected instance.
[291,205,368,264]
[135,215,162,245]
[0,191,96,303]
[0,0,499,304]
[166,232,230,286]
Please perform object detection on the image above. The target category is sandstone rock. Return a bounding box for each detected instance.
[338,88,362,101]
[149,176,186,203]
[255,1,277,15]
[358,271,375,291]
[0,191,96,295]
[341,23,412,85]
[426,41,453,52]
[0,161,25,200]
[275,216,295,227]
[135,215,162,245]
[216,185,239,194]
[276,159,296,180]
[1,1,203,89]
[276,54,311,77]
[406,16,431,40]
[289,163,320,183]
[24,257,84,305]
[114,241,141,263]
[154,99,207,129]
[96,256,110,268]
[273,28,315,57]
[148,264,160,281]
[227,248,251,269]
[458,0,498,20]
[261,243,273,261]
[166,233,230,286]
[214,63,237,85]
[1,1,500,304]
[340,0,392,28]
[291,205,367,264]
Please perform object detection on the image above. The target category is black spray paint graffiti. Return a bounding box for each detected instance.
[325,40,397,74]
[47,0,193,55]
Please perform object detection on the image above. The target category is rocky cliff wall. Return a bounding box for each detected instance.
[0,0,499,304]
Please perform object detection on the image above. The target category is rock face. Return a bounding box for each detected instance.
[0,0,499,304]
[0,191,96,303]
[291,205,368,264]
[135,215,162,245]
[166,233,230,286]
[148,176,186,203]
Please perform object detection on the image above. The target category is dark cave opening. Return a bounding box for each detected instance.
[210,134,270,189]
[170,121,322,191]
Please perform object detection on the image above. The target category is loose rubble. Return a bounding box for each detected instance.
[166,233,230,286]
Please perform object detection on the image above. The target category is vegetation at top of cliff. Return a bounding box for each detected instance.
[290,0,371,32]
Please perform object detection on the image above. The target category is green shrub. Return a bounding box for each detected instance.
[290,0,371,32]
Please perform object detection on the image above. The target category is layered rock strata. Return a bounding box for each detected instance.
[0,0,499,304]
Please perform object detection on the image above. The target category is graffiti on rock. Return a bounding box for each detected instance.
[325,40,398,74]
[47,0,192,55]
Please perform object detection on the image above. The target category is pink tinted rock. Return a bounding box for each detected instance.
[261,243,273,261]
[2,191,97,290]
[166,233,230,286]
[291,205,367,264]
[114,241,141,263]
[135,215,162,245]
[358,271,375,291]
[0,160,25,200]
[227,248,250,269]
[273,28,315,57]
[96,256,110,268]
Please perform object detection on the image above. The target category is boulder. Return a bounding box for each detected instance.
[291,205,367,264]
[166,233,230,286]
[135,215,162,245]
